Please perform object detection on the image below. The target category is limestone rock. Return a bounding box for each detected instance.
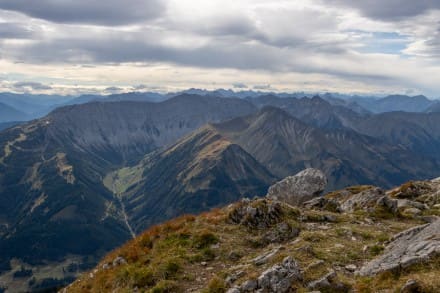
[252,247,281,266]
[397,199,428,211]
[234,256,301,293]
[358,219,440,276]
[226,271,245,285]
[102,263,110,270]
[267,169,327,206]
[257,256,302,293]
[376,196,399,213]
[307,270,336,290]
[112,256,127,267]
[307,270,348,292]
[241,280,258,292]
[303,197,328,209]
[402,207,422,216]
[339,187,385,212]
[262,222,300,244]
[389,181,433,199]
[228,199,283,229]
[345,264,357,272]
[400,279,421,293]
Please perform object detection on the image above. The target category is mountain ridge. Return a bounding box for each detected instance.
[212,107,440,189]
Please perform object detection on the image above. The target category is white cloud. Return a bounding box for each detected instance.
[0,0,439,96]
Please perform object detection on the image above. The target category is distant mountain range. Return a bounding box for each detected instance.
[348,94,436,113]
[0,91,440,291]
[0,93,72,121]
[0,90,438,126]
[0,102,29,123]
[426,102,440,113]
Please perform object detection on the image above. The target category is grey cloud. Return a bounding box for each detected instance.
[4,34,290,71]
[326,0,440,20]
[403,25,440,58]
[0,0,164,25]
[196,17,258,37]
[2,30,393,85]
[0,22,35,39]
[13,81,52,90]
[105,86,123,93]
[232,83,248,89]
[422,27,440,57]
[133,84,148,90]
[253,84,272,90]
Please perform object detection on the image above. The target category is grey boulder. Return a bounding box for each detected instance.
[267,169,327,206]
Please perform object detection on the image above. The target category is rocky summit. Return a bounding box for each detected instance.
[64,173,440,292]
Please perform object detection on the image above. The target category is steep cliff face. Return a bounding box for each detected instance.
[45,94,257,167]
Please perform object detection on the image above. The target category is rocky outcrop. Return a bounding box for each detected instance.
[358,218,440,276]
[229,256,302,293]
[304,186,389,214]
[304,182,434,216]
[339,187,385,212]
[388,181,434,199]
[262,222,300,244]
[307,270,349,292]
[228,199,284,229]
[267,169,327,206]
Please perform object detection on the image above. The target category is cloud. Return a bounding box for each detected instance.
[253,84,272,90]
[404,24,440,57]
[105,86,123,94]
[0,0,164,25]
[13,81,52,90]
[0,22,35,39]
[326,0,440,21]
[133,84,148,90]
[232,82,248,89]
[1,0,440,96]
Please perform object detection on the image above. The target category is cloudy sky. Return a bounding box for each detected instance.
[0,0,440,97]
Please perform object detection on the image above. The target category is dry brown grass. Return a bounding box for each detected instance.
[66,197,437,293]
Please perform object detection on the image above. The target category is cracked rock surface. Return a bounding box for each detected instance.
[358,218,440,276]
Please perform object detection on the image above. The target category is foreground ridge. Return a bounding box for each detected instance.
[65,175,440,292]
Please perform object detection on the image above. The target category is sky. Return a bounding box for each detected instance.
[0,0,440,97]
